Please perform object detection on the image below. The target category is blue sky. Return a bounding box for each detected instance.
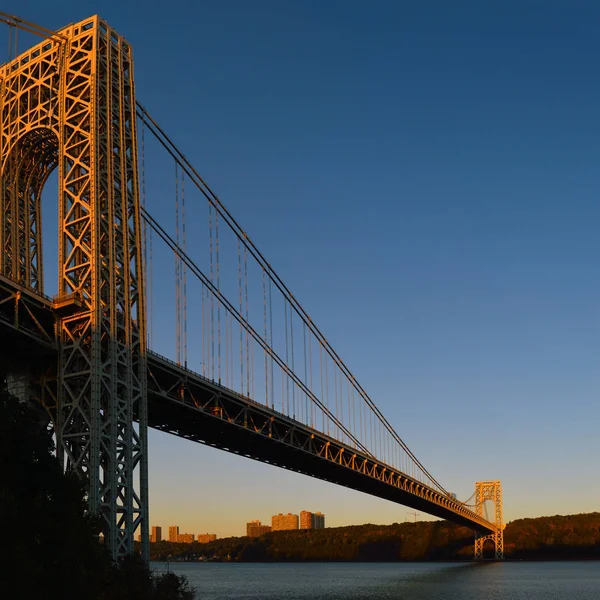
[7,1,600,536]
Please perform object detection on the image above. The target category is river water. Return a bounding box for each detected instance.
[151,561,600,599]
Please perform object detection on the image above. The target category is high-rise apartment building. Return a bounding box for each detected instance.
[300,511,313,529]
[168,526,179,542]
[151,526,162,543]
[271,513,299,531]
[197,533,217,544]
[177,533,195,543]
[300,510,325,529]
[247,520,272,537]
[313,512,325,529]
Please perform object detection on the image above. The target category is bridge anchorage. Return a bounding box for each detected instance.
[0,13,503,562]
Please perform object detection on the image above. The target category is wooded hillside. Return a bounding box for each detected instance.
[147,513,600,562]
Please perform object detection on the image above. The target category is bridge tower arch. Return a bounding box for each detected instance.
[0,16,148,560]
[474,480,504,560]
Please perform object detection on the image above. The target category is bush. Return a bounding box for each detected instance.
[99,555,195,600]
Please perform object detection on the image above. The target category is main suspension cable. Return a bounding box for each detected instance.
[136,104,447,493]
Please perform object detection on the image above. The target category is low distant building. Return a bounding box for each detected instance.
[177,533,195,543]
[197,533,217,544]
[272,513,299,531]
[151,526,162,543]
[168,526,179,542]
[247,519,260,535]
[247,520,272,537]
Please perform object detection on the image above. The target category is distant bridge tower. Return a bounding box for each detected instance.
[0,16,148,560]
[474,480,503,560]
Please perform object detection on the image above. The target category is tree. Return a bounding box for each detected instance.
[0,383,196,599]
[0,383,111,599]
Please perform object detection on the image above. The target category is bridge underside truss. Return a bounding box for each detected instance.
[146,352,496,535]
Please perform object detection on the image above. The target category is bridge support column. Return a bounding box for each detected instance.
[1,16,148,561]
[474,480,504,560]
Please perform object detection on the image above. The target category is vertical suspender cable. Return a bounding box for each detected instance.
[215,211,221,384]
[244,244,250,398]
[338,368,342,440]
[269,278,274,409]
[309,333,314,427]
[341,370,345,442]
[174,163,181,366]
[372,404,376,457]
[238,239,244,395]
[284,298,289,415]
[8,23,17,61]
[290,302,295,419]
[319,342,324,432]
[209,203,214,381]
[363,394,367,454]
[338,367,343,441]
[181,170,187,368]
[303,323,308,425]
[325,352,329,436]
[223,309,226,387]
[339,374,344,444]
[201,285,205,377]
[263,269,268,408]
[348,380,352,449]
[352,388,356,449]
[333,365,338,439]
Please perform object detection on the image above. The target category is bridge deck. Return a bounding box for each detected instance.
[0,275,495,535]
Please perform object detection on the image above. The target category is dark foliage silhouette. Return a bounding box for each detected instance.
[0,383,195,599]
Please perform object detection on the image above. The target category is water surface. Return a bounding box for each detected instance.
[152,561,600,599]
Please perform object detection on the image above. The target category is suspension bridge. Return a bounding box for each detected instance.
[0,14,504,563]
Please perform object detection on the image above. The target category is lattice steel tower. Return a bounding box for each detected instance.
[474,480,504,560]
[0,16,148,560]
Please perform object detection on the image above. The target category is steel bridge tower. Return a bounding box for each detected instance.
[474,480,504,560]
[0,16,148,560]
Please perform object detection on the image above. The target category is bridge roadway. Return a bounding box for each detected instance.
[0,273,495,535]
